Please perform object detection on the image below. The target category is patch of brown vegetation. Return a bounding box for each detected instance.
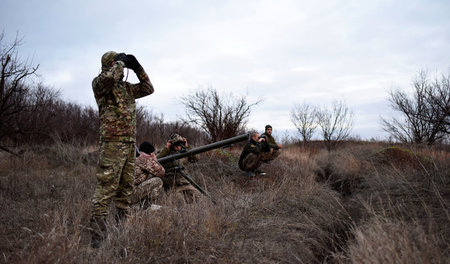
[372,146,434,171]
[0,142,449,263]
[314,150,363,195]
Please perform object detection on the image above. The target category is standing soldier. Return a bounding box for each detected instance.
[156,133,201,203]
[90,51,154,248]
[260,124,282,162]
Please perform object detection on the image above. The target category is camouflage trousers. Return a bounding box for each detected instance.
[240,153,263,171]
[130,177,163,206]
[261,148,280,162]
[163,171,201,203]
[241,149,280,171]
[90,141,135,223]
[172,184,201,204]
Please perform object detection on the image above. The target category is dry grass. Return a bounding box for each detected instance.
[314,149,363,195]
[345,216,444,264]
[0,142,449,263]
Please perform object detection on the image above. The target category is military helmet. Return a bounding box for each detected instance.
[169,133,185,145]
[101,51,117,71]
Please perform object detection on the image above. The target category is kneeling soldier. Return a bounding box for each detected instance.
[131,142,164,208]
[156,133,201,203]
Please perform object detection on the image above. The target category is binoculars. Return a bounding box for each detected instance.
[172,141,186,147]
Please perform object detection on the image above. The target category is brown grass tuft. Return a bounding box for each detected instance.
[372,146,435,171]
[314,150,363,195]
[345,216,445,264]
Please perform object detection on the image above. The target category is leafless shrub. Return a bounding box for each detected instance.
[21,99,100,145]
[381,70,450,145]
[48,102,99,144]
[428,72,450,135]
[317,100,354,151]
[1,33,44,151]
[181,87,260,142]
[290,103,318,145]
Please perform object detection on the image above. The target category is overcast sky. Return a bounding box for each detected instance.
[2,0,449,140]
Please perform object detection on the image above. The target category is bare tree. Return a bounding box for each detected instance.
[317,100,354,151]
[181,87,260,142]
[42,100,99,144]
[428,72,450,136]
[0,33,86,151]
[13,84,60,142]
[290,103,317,145]
[381,70,450,145]
[0,33,40,153]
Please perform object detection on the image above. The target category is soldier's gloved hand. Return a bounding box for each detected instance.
[166,140,172,150]
[126,54,142,72]
[114,53,130,67]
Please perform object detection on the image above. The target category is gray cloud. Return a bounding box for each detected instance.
[1,0,449,140]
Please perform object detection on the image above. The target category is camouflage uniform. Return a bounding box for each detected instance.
[238,137,270,172]
[90,51,153,244]
[131,152,165,205]
[156,134,200,203]
[260,132,281,162]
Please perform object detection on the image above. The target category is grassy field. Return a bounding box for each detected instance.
[0,141,449,263]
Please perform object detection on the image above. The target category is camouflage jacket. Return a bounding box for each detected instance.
[238,139,270,170]
[135,152,165,185]
[156,146,197,172]
[156,146,197,187]
[261,133,279,149]
[93,61,154,142]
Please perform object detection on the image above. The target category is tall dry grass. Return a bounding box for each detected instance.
[311,143,450,264]
[0,142,449,263]
[345,216,444,264]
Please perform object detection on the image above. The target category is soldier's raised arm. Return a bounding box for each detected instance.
[126,54,154,98]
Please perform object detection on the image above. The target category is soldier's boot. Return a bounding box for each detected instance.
[255,169,266,176]
[90,216,107,248]
[244,170,256,178]
[114,208,128,224]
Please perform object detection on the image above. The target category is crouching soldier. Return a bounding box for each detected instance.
[156,133,201,203]
[260,124,282,163]
[131,142,164,208]
[238,131,271,177]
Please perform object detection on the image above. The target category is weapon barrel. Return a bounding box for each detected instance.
[158,133,249,164]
